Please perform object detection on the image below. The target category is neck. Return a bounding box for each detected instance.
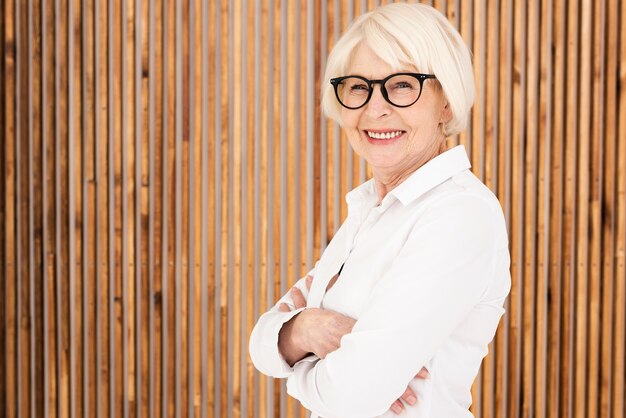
[372,140,449,203]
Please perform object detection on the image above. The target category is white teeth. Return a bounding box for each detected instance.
[366,130,403,139]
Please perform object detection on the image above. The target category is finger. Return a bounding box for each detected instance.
[399,386,417,406]
[305,275,313,290]
[291,287,306,309]
[278,303,290,312]
[415,366,430,379]
[390,399,404,415]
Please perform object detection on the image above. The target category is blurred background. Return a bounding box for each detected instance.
[1,0,625,417]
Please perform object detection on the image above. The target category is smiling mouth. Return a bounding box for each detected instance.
[365,130,405,140]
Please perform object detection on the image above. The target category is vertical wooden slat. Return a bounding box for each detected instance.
[150,0,161,415]
[286,1,296,414]
[537,0,551,414]
[53,1,62,417]
[80,0,90,416]
[121,0,130,415]
[330,0,340,236]
[40,0,51,414]
[231,0,243,414]
[251,0,263,415]
[147,0,156,415]
[297,0,307,283]
[575,1,592,417]
[98,0,110,416]
[160,0,169,414]
[342,0,353,202]
[0,0,5,409]
[588,0,607,417]
[93,0,103,415]
[200,0,208,408]
[259,0,271,415]
[67,0,77,415]
[562,0,580,416]
[318,0,327,261]
[458,0,471,156]
[200,0,211,413]
[106,0,115,414]
[178,0,187,413]
[548,0,565,414]
[509,1,524,417]
[244,0,257,415]
[214,0,223,416]
[523,0,538,415]
[499,1,513,417]
[613,4,626,418]
[337,0,347,224]
[242,0,255,415]
[277,1,287,415]
[174,0,183,415]
[133,0,143,414]
[165,3,176,416]
[267,0,277,407]
[72,0,83,413]
[214,0,225,415]
[601,0,618,415]
[27,0,37,415]
[4,1,17,417]
[15,0,23,416]
[313,0,324,262]
[186,0,198,413]
[481,0,497,416]
[192,0,203,412]
[206,0,217,415]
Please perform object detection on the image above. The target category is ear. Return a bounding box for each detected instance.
[439,101,453,124]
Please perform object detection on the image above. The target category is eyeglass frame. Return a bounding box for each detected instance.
[329,72,437,110]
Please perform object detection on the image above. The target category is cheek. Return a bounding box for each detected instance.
[346,129,363,150]
[405,119,441,149]
[340,108,363,129]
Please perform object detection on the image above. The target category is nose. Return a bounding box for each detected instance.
[364,84,392,118]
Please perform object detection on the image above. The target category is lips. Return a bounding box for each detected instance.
[366,130,404,139]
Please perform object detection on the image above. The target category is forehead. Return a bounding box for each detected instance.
[346,43,414,78]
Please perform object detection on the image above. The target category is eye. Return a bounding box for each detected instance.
[389,80,415,90]
[349,83,369,92]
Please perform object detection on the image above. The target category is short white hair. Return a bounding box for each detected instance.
[321,2,475,136]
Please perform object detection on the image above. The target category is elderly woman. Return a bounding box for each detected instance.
[249,3,510,418]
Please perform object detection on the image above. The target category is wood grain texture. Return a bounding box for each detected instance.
[1,1,626,417]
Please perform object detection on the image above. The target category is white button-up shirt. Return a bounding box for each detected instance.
[249,145,511,418]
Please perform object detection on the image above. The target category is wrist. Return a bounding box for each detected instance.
[278,311,308,366]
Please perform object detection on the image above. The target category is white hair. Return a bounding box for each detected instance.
[321,2,475,136]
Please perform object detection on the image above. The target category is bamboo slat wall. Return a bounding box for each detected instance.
[1,0,625,417]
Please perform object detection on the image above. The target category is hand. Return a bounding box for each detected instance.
[287,307,356,359]
[277,273,338,312]
[389,367,430,415]
[277,275,355,364]
[278,275,314,312]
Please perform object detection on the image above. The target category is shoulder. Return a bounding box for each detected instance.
[412,170,508,243]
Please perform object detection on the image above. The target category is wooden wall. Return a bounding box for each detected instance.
[1,0,625,417]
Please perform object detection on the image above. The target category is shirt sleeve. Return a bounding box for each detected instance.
[286,194,509,418]
[248,268,318,378]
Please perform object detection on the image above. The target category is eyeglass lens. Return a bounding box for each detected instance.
[335,74,424,109]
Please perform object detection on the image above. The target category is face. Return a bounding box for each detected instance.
[340,44,452,182]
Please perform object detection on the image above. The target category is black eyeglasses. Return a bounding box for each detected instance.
[330,72,437,110]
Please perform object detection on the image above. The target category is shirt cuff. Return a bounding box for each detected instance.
[249,307,308,377]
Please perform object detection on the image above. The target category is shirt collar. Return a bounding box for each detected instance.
[345,145,472,215]
[390,145,471,206]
